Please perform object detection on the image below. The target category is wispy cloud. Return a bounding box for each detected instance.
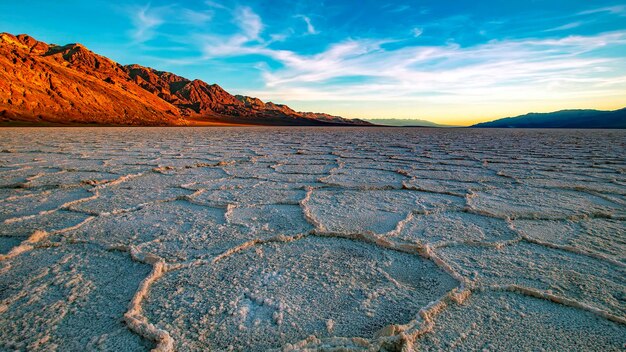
[235,6,263,40]
[579,5,626,16]
[180,8,213,25]
[545,22,582,32]
[131,5,163,43]
[295,15,319,35]
[246,31,626,108]
[128,4,213,43]
[204,0,228,10]
[385,5,411,13]
[200,6,267,58]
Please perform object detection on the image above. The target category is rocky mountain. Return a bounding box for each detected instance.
[0,33,371,126]
[472,108,626,129]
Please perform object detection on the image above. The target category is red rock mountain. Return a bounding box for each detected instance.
[0,33,371,126]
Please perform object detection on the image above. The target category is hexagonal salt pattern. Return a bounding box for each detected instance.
[1,127,624,351]
[144,236,458,351]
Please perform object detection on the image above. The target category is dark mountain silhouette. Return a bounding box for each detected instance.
[472,108,626,129]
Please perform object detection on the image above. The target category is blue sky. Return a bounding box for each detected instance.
[2,0,626,124]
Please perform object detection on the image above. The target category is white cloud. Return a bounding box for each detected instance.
[131,5,163,43]
[204,1,228,10]
[270,33,289,42]
[411,27,423,37]
[387,5,410,13]
[295,15,319,35]
[579,5,626,16]
[180,8,213,26]
[189,6,626,105]
[200,6,267,58]
[129,4,213,43]
[545,22,582,32]
[244,31,626,108]
[235,7,263,40]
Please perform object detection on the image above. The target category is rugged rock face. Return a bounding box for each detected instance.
[0,33,182,125]
[0,33,371,126]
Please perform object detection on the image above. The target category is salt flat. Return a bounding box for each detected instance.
[0,127,624,351]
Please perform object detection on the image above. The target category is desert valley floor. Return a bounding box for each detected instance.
[0,127,624,351]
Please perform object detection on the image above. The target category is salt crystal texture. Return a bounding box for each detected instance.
[0,127,624,351]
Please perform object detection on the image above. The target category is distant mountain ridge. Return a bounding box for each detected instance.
[364,118,456,127]
[0,33,371,126]
[472,108,626,129]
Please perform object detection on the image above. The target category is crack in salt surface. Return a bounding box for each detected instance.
[0,216,96,263]
[292,185,473,350]
[487,284,626,325]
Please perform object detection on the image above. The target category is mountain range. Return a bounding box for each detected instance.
[364,118,458,127]
[2,33,624,129]
[0,33,370,126]
[472,108,626,129]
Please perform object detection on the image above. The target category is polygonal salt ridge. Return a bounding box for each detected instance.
[383,153,446,164]
[512,218,626,265]
[0,187,45,204]
[143,235,462,352]
[270,172,329,185]
[0,166,58,188]
[151,170,231,192]
[330,155,412,167]
[329,148,382,159]
[68,173,195,215]
[178,176,247,191]
[469,186,625,220]
[399,167,511,184]
[0,151,63,166]
[150,163,229,179]
[409,161,498,172]
[592,193,626,213]
[23,170,121,188]
[221,161,324,184]
[411,156,483,169]
[0,187,94,223]
[188,181,307,208]
[271,163,336,175]
[492,163,612,180]
[305,189,465,235]
[0,210,90,238]
[320,168,408,190]
[415,289,626,351]
[94,163,157,176]
[0,243,153,351]
[147,157,226,169]
[55,201,280,263]
[0,237,23,256]
[277,152,339,162]
[227,204,313,236]
[402,178,494,197]
[0,163,20,171]
[438,241,626,318]
[388,210,521,249]
[520,177,626,197]
[358,153,480,171]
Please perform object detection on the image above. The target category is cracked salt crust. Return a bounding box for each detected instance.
[0,127,624,351]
